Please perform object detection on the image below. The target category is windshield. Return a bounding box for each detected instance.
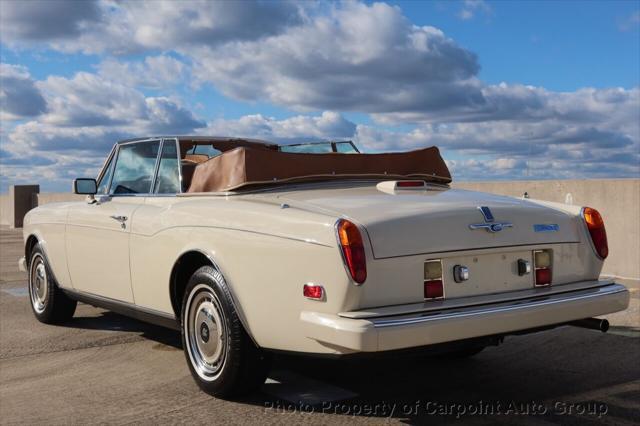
[279,141,360,154]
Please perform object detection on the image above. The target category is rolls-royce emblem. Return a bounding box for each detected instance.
[469,206,513,233]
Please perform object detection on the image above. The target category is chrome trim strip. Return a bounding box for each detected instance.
[62,288,179,330]
[371,284,627,328]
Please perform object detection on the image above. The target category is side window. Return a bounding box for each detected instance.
[96,153,115,194]
[154,141,180,194]
[110,141,160,194]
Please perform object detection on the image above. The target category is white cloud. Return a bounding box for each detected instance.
[96,55,187,89]
[0,0,303,54]
[0,64,47,120]
[457,0,492,21]
[202,111,356,143]
[190,2,482,113]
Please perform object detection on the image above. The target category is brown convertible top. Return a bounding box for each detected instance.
[186,146,451,192]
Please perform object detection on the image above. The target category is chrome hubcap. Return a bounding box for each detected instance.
[29,254,48,314]
[184,284,227,381]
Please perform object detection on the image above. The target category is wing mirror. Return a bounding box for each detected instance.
[73,178,97,195]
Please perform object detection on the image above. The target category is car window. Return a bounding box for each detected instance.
[186,144,222,159]
[335,141,359,154]
[110,141,160,194]
[154,141,180,194]
[96,153,115,195]
[280,143,334,153]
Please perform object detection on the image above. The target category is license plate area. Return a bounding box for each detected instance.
[440,250,534,298]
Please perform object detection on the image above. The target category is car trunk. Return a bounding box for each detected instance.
[277,183,587,306]
[279,184,581,259]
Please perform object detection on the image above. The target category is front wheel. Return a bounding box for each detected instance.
[180,266,271,397]
[28,245,77,323]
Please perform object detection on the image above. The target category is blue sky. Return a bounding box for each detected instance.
[1,0,639,192]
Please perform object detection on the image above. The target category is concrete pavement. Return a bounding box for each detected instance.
[1,226,638,425]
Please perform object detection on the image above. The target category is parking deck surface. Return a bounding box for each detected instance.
[0,226,638,425]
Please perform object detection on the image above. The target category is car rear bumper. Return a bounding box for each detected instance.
[300,281,629,353]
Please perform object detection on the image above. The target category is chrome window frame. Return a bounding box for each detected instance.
[107,138,163,197]
[152,137,182,196]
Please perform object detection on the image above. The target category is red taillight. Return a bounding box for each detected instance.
[424,279,444,299]
[303,284,324,300]
[582,207,608,259]
[336,219,367,284]
[535,268,551,286]
[396,180,425,188]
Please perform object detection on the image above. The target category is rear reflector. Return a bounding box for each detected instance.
[336,219,367,284]
[535,268,551,286]
[424,280,444,299]
[303,284,324,300]
[582,207,608,259]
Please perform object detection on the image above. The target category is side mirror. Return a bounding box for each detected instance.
[73,178,97,195]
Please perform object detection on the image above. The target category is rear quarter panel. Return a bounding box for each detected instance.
[129,196,359,353]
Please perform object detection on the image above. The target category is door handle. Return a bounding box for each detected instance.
[109,215,128,222]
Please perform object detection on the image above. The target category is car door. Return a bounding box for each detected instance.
[66,140,161,302]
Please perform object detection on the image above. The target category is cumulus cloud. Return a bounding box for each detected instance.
[191,2,481,114]
[2,67,206,191]
[1,0,302,54]
[0,64,47,120]
[202,111,357,144]
[0,0,101,42]
[96,55,188,89]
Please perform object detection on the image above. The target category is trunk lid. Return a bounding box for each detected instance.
[278,184,580,258]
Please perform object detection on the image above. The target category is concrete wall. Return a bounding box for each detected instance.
[0,185,39,228]
[1,179,638,279]
[453,179,640,280]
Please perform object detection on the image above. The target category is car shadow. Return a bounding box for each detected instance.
[63,309,640,423]
[65,310,182,349]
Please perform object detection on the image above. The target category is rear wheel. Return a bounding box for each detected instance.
[28,246,77,323]
[181,266,271,397]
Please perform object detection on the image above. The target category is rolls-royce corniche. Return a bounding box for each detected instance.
[19,136,629,397]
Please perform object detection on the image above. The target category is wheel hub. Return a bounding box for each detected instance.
[185,285,227,381]
[29,256,48,314]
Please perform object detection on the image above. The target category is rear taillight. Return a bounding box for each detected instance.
[582,207,608,259]
[533,249,552,286]
[336,219,367,284]
[424,259,444,299]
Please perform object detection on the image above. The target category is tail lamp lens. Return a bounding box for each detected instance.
[303,284,324,300]
[424,259,444,299]
[582,207,608,259]
[336,219,367,284]
[533,249,552,286]
[424,279,444,299]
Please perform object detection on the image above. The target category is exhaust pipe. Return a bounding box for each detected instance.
[569,318,609,333]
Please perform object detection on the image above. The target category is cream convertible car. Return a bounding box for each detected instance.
[20,137,629,397]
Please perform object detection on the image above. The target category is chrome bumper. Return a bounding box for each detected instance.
[300,282,629,353]
[18,256,27,272]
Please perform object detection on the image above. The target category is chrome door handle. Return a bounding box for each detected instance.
[109,215,128,222]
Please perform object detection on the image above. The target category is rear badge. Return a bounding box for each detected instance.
[469,206,513,233]
[533,224,559,232]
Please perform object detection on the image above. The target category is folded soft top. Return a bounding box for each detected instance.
[186,146,451,192]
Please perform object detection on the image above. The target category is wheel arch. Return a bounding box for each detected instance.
[25,234,39,262]
[168,249,258,345]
